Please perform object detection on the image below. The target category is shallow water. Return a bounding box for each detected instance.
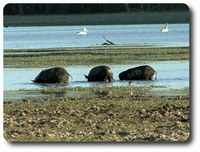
[3,24,189,49]
[4,61,189,91]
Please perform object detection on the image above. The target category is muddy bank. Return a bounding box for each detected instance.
[4,86,190,142]
[4,86,189,102]
[3,44,190,142]
[4,87,190,142]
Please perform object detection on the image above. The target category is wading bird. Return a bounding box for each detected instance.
[77,27,89,35]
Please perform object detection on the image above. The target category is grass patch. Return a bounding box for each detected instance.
[4,47,189,68]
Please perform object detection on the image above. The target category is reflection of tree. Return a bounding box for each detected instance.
[18,4,24,15]
[125,4,131,12]
[124,4,162,12]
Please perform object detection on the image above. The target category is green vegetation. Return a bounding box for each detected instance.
[4,4,189,26]
[4,12,189,27]
[4,4,188,16]
[4,86,190,142]
[4,47,189,68]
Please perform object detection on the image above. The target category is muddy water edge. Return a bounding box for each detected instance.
[3,46,190,142]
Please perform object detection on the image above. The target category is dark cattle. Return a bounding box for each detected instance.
[119,65,157,81]
[84,65,114,82]
[32,67,72,83]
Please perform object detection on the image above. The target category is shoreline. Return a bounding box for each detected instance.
[4,45,189,51]
[4,86,189,102]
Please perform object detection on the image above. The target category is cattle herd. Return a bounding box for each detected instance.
[32,65,157,84]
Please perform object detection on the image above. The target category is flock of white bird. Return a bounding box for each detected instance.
[76,23,169,36]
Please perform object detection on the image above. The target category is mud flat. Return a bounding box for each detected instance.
[4,86,190,142]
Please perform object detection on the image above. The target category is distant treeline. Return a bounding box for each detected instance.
[4,4,188,15]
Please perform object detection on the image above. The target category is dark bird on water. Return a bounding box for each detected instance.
[102,36,115,45]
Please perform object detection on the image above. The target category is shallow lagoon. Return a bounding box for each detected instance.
[4,60,189,91]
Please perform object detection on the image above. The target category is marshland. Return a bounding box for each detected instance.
[3,9,190,142]
[3,46,190,142]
